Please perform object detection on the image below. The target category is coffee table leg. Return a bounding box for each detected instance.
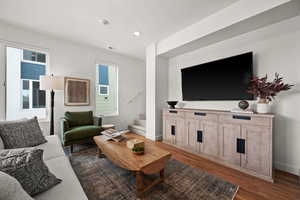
[136,171,144,198]
[160,169,165,181]
[97,148,102,158]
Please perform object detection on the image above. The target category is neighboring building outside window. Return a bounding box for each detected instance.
[21,51,46,110]
[6,47,48,120]
[95,64,118,116]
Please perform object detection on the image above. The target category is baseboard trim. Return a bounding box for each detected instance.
[275,161,299,176]
[145,134,162,141]
[155,135,162,141]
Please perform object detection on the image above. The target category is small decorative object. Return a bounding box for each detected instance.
[167,101,178,109]
[238,100,249,110]
[65,77,90,106]
[102,124,115,131]
[127,139,144,150]
[132,146,144,155]
[247,73,293,113]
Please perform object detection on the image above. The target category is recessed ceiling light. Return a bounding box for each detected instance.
[133,31,141,36]
[99,19,109,25]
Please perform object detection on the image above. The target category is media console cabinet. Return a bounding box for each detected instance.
[162,108,274,182]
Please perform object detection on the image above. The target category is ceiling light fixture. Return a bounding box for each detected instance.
[133,31,141,36]
[99,19,109,25]
[107,46,113,50]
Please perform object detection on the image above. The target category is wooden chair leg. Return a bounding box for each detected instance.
[70,144,73,153]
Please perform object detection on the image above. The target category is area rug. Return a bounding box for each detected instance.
[69,147,238,200]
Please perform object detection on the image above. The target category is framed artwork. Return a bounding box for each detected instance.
[64,77,90,106]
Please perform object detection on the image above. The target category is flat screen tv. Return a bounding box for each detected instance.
[181,52,254,101]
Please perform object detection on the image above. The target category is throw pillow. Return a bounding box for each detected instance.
[0,148,62,196]
[0,136,4,149]
[0,171,34,200]
[0,117,47,148]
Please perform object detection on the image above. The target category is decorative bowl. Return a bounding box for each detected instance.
[132,151,144,155]
[238,100,249,110]
[167,101,178,109]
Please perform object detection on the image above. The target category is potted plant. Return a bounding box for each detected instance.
[132,146,145,155]
[247,73,293,113]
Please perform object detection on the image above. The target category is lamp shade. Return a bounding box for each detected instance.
[40,75,64,90]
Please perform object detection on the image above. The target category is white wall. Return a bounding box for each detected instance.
[155,56,169,140]
[0,21,146,139]
[168,16,300,175]
[146,44,157,140]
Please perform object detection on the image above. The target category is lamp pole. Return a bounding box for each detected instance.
[50,89,55,135]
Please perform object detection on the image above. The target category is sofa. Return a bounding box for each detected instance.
[0,135,88,200]
[61,111,103,152]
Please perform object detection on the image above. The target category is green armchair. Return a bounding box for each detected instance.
[61,111,103,152]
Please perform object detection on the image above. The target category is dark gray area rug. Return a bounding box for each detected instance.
[68,147,238,200]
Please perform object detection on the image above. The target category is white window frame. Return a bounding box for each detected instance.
[95,62,119,117]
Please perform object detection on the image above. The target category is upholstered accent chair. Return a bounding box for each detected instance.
[61,111,103,152]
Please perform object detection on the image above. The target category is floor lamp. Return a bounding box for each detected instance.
[40,75,64,135]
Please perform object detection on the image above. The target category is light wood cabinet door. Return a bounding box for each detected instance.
[202,121,219,158]
[175,118,188,148]
[241,125,271,176]
[163,117,176,144]
[219,123,241,166]
[186,119,201,153]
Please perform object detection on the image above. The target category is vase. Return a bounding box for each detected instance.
[256,99,271,113]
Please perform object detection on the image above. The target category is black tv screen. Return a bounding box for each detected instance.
[181,52,254,101]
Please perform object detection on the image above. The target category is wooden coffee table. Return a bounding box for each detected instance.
[93,133,171,197]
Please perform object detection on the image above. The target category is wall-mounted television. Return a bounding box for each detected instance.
[181,52,254,101]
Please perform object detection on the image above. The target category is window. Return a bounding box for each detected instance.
[99,65,109,96]
[95,64,118,116]
[20,60,46,109]
[23,49,46,63]
[6,47,48,120]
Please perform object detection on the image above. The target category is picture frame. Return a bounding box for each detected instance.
[64,77,90,106]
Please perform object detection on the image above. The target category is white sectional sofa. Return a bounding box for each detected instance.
[0,135,88,200]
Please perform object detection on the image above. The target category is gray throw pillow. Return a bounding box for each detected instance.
[0,171,34,200]
[0,117,47,148]
[0,148,62,196]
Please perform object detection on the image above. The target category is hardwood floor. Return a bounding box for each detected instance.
[154,141,300,200]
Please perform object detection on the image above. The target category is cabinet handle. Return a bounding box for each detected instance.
[237,138,245,154]
[197,131,203,143]
[233,115,251,120]
[194,112,206,116]
[171,125,176,136]
[169,110,178,114]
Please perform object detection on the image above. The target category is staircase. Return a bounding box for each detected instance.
[128,119,146,136]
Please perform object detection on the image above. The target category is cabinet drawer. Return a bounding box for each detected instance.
[185,111,218,122]
[163,109,185,118]
[219,114,271,127]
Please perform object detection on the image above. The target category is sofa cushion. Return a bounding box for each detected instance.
[0,117,47,149]
[0,148,62,196]
[65,111,94,127]
[64,125,101,142]
[0,171,34,200]
[0,136,4,149]
[37,135,65,161]
[35,156,88,200]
